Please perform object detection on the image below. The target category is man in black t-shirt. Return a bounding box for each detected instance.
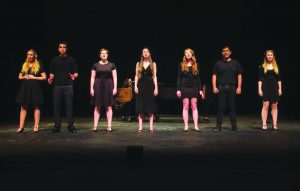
[212,46,243,131]
[48,41,78,133]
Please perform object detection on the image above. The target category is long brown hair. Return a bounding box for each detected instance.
[136,48,154,78]
[21,49,40,75]
[181,48,199,76]
[262,50,279,74]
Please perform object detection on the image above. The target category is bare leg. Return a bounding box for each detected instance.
[33,106,40,132]
[106,106,113,131]
[149,113,154,132]
[93,106,100,131]
[17,106,27,132]
[182,98,189,131]
[271,102,278,129]
[138,113,144,131]
[191,98,199,130]
[261,101,269,129]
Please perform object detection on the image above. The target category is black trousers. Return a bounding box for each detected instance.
[216,85,237,129]
[53,85,74,128]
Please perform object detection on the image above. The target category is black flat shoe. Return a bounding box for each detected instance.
[51,128,61,133]
[68,126,77,133]
[183,129,189,132]
[213,127,221,132]
[194,128,200,132]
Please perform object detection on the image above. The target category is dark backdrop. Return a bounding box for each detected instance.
[2,0,299,122]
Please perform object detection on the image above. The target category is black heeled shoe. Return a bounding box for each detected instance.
[107,127,112,133]
[33,127,39,133]
[149,129,154,133]
[194,128,200,132]
[262,124,267,131]
[16,128,24,133]
[92,128,97,133]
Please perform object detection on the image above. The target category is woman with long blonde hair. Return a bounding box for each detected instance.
[258,50,282,130]
[134,48,158,133]
[16,49,46,133]
[176,48,204,131]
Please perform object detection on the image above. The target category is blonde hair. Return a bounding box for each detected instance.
[21,49,40,75]
[181,48,199,76]
[262,50,279,75]
[99,48,109,55]
[136,48,154,78]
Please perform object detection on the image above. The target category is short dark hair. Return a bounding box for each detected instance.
[221,45,231,51]
[58,41,68,47]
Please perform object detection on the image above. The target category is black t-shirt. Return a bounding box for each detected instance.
[49,55,78,85]
[213,59,243,86]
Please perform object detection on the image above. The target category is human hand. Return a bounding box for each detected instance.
[176,90,181,98]
[113,88,117,96]
[48,76,54,84]
[135,87,139,94]
[69,73,75,80]
[213,87,219,94]
[236,87,242,95]
[154,88,158,96]
[199,91,204,99]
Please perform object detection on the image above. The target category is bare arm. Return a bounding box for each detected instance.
[90,70,95,96]
[19,73,27,80]
[278,81,282,96]
[29,72,47,80]
[212,74,219,94]
[134,62,139,94]
[258,81,263,96]
[153,63,158,96]
[112,69,117,95]
[236,74,242,94]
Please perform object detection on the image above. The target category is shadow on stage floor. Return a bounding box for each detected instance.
[0,115,299,190]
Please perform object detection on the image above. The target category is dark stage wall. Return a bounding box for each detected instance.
[2,0,299,121]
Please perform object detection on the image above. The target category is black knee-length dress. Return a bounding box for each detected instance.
[16,66,45,107]
[177,64,202,99]
[135,65,156,113]
[258,67,281,103]
[91,62,116,108]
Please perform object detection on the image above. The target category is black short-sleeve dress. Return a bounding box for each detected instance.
[258,66,281,103]
[91,62,116,108]
[16,66,45,107]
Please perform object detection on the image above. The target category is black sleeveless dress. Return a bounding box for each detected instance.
[16,66,45,107]
[135,65,156,113]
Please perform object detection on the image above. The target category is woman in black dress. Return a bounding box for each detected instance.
[134,48,158,133]
[90,48,117,132]
[258,50,282,130]
[176,48,204,132]
[16,49,46,133]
